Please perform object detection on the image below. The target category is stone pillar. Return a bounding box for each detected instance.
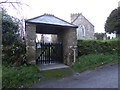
[57,32,63,43]
[26,23,36,64]
[58,28,77,65]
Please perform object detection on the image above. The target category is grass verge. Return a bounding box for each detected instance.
[41,68,73,79]
[72,53,119,72]
[2,64,40,88]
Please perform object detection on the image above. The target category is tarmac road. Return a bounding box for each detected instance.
[31,63,118,88]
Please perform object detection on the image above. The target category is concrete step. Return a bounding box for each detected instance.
[37,63,69,71]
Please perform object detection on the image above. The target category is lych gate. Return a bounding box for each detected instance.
[25,14,78,65]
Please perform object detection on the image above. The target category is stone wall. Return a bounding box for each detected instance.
[58,28,77,65]
[71,13,94,40]
[26,23,36,64]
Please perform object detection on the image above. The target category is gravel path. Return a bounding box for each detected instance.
[31,63,118,88]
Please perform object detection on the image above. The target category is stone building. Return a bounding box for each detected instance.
[71,13,94,40]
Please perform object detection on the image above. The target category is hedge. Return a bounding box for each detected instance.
[77,38,120,56]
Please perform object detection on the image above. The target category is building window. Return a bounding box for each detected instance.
[77,25,86,40]
[80,25,85,37]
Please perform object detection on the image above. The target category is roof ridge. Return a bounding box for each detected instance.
[44,13,54,16]
[25,14,44,21]
[80,14,94,27]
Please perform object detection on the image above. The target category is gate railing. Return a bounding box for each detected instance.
[36,42,63,64]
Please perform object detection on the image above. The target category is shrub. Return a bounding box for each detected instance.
[2,40,27,66]
[77,38,120,56]
[2,12,27,66]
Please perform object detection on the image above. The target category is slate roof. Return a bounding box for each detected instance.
[26,14,77,28]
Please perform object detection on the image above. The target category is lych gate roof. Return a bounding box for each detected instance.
[26,14,77,28]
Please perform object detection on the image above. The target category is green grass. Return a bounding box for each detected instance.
[100,38,120,42]
[2,64,40,88]
[0,65,2,79]
[41,68,73,79]
[82,38,120,42]
[73,54,119,72]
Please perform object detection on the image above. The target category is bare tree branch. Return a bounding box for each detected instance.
[0,0,30,38]
[11,2,18,11]
[0,0,30,17]
[0,2,21,4]
[0,1,29,7]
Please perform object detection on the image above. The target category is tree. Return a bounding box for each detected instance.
[0,0,28,38]
[0,0,29,66]
[2,10,19,45]
[94,33,107,40]
[2,11,26,66]
[105,7,120,37]
[0,0,28,13]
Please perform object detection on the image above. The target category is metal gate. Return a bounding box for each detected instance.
[36,43,63,64]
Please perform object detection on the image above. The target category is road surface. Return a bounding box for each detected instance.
[31,63,118,88]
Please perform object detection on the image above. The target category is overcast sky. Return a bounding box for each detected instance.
[3,0,119,33]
